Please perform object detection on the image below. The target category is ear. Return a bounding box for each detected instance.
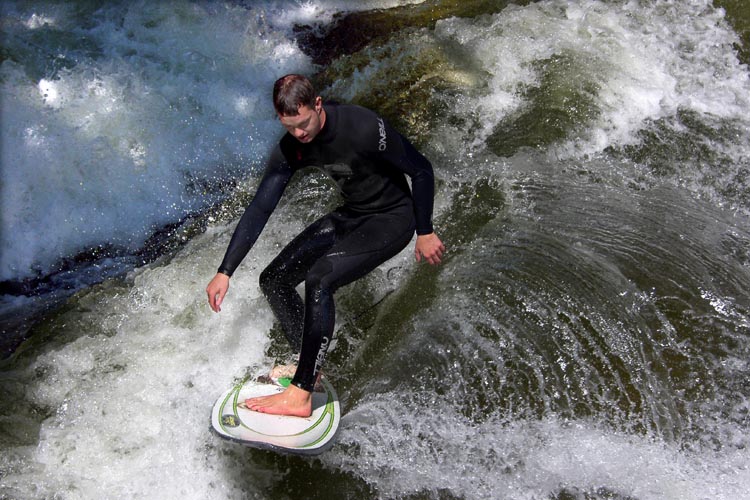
[314,96,323,111]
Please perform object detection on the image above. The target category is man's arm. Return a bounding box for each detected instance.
[377,118,445,264]
[207,145,293,312]
[377,120,435,235]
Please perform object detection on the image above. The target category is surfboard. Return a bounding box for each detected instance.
[210,375,341,455]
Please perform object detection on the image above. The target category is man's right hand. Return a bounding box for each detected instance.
[206,273,230,312]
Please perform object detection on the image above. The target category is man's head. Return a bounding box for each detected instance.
[273,74,326,143]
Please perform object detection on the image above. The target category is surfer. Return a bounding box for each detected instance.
[206,74,444,417]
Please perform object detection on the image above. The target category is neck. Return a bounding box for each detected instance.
[318,105,327,131]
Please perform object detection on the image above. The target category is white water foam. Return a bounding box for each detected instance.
[433,0,750,157]
[331,396,750,499]
[1,209,282,498]
[0,0,311,281]
[263,0,427,28]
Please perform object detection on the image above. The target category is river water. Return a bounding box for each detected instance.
[1,1,749,499]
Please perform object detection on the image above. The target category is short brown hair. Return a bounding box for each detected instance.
[273,74,316,116]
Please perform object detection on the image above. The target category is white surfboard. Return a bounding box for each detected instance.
[210,375,341,455]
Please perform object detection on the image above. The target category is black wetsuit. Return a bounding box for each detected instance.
[217,103,435,391]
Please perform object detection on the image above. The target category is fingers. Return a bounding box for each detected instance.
[432,242,446,264]
[417,248,443,265]
[206,273,230,312]
[415,235,445,265]
[206,288,219,312]
[208,290,223,312]
[425,247,443,265]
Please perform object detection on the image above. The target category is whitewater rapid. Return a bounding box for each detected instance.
[2,1,749,499]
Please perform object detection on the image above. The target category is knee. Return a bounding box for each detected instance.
[259,266,278,296]
[305,259,334,294]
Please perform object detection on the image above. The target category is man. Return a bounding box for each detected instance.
[206,74,444,417]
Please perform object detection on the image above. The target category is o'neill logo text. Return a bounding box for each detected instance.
[377,118,387,151]
[314,336,330,376]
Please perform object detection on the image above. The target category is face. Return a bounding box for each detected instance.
[278,97,325,143]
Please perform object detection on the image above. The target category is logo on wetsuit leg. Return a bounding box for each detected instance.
[314,337,330,376]
[377,118,387,151]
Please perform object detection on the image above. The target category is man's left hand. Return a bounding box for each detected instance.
[415,233,445,265]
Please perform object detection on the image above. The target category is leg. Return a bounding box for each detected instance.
[259,215,337,352]
[247,205,415,416]
[291,224,413,391]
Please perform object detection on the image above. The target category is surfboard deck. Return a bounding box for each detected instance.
[210,375,340,455]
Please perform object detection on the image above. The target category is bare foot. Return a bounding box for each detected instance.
[244,384,312,417]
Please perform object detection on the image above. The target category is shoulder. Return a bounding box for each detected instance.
[333,104,386,149]
[334,103,379,123]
